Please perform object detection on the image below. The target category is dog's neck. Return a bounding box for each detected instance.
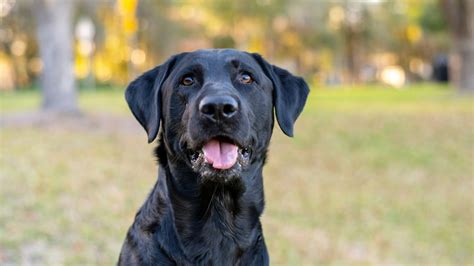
[149,143,266,262]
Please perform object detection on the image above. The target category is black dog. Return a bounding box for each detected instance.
[118,49,309,265]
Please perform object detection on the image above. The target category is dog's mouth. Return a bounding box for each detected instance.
[186,136,251,173]
[201,139,239,169]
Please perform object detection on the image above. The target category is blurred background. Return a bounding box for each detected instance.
[0,0,473,265]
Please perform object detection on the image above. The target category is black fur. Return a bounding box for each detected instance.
[119,49,309,265]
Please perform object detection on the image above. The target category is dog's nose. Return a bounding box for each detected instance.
[199,95,238,121]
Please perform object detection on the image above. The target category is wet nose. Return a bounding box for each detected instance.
[199,95,239,121]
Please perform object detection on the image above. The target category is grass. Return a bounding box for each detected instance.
[0,89,129,114]
[1,84,473,265]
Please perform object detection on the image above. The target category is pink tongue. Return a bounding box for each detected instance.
[202,139,238,170]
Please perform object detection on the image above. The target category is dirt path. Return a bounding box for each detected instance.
[0,111,142,134]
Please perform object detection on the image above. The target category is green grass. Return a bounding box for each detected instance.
[1,84,473,265]
[0,89,129,114]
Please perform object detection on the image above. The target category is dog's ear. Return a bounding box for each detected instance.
[251,53,310,137]
[125,55,181,143]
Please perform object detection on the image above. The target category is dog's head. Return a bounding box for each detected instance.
[126,49,309,184]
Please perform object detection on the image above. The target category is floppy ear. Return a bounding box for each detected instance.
[251,53,310,137]
[125,55,180,143]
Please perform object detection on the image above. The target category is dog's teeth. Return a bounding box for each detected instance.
[241,148,250,159]
[190,152,200,162]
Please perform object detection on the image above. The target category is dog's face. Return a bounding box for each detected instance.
[126,49,308,184]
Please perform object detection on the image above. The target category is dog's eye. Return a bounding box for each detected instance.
[239,73,253,84]
[181,75,195,86]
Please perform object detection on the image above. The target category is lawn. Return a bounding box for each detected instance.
[1,84,473,265]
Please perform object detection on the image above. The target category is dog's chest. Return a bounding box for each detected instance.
[179,204,253,265]
[184,234,243,265]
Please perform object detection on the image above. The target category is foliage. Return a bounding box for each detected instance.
[0,0,451,89]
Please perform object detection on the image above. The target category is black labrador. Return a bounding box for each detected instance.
[118,49,309,265]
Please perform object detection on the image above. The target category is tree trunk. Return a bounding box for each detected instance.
[344,24,359,84]
[441,0,474,93]
[454,39,474,93]
[35,0,78,112]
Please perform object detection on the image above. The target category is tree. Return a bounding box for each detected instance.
[35,0,78,112]
[441,0,474,93]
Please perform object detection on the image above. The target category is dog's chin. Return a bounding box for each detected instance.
[184,136,251,184]
[189,148,250,183]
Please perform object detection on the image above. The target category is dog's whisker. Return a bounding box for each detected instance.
[202,184,218,219]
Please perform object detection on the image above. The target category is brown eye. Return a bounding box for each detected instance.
[239,73,253,84]
[181,75,194,86]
